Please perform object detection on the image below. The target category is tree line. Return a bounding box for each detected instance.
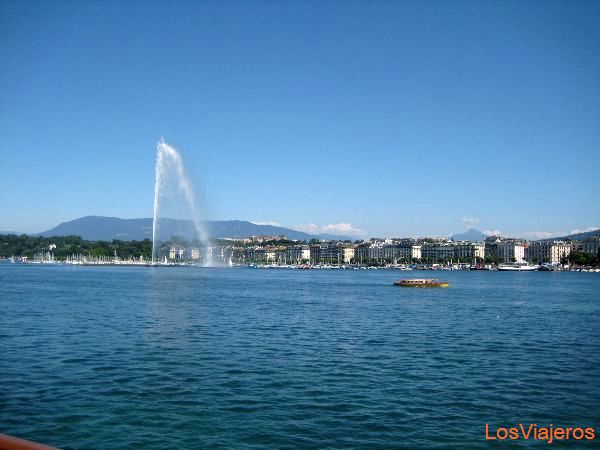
[0,234,152,259]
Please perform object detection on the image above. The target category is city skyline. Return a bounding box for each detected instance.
[1,1,599,237]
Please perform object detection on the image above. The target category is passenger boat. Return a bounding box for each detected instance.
[497,263,539,271]
[394,278,449,287]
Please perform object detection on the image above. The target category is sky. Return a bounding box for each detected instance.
[1,0,599,239]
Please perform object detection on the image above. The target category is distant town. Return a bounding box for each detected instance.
[2,232,599,270]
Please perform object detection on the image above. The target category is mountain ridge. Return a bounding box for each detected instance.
[36,216,352,241]
[538,228,600,242]
[450,228,487,241]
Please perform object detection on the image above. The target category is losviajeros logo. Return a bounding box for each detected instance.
[486,424,596,444]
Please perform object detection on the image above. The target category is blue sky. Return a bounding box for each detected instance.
[1,0,599,238]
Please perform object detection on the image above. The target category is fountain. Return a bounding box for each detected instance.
[151,138,212,266]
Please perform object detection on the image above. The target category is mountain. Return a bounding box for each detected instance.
[36,216,351,241]
[450,228,487,241]
[538,228,600,242]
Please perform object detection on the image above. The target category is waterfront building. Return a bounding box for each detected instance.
[526,241,571,265]
[484,236,500,261]
[453,241,485,262]
[582,237,600,256]
[570,241,583,253]
[244,235,287,243]
[213,246,235,264]
[409,245,422,261]
[244,246,266,261]
[355,244,370,263]
[319,243,337,262]
[497,241,525,264]
[264,246,286,262]
[318,243,356,264]
[421,242,455,263]
[185,247,200,260]
[301,245,311,261]
[368,244,421,263]
[286,245,311,263]
[309,244,321,263]
[168,246,185,260]
[338,244,356,264]
[484,236,525,263]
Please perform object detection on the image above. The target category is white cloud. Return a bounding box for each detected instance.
[322,223,366,235]
[294,223,320,233]
[513,230,566,240]
[483,230,502,236]
[569,227,599,235]
[251,221,281,227]
[481,227,598,241]
[294,222,367,236]
[462,217,480,229]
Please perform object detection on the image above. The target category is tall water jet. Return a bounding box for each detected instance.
[151,138,212,265]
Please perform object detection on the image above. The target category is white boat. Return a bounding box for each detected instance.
[498,263,540,271]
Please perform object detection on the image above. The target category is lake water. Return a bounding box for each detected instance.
[1,265,599,448]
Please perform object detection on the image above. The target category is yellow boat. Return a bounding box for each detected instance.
[394,278,449,288]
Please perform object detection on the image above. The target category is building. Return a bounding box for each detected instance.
[186,247,201,260]
[244,246,266,261]
[366,244,421,263]
[484,236,525,263]
[453,241,485,262]
[484,236,500,261]
[309,244,321,263]
[244,235,287,244]
[319,243,338,262]
[338,244,356,264]
[582,237,600,256]
[264,246,287,262]
[497,241,525,264]
[168,246,185,260]
[355,244,370,263]
[570,241,583,254]
[421,242,455,263]
[526,241,571,265]
[286,245,311,263]
[316,243,356,264]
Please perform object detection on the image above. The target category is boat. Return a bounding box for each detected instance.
[470,264,491,270]
[497,263,539,271]
[394,278,449,287]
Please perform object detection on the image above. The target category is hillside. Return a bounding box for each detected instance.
[538,228,600,242]
[37,216,350,241]
[450,228,487,241]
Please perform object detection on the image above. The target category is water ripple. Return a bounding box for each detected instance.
[1,266,599,448]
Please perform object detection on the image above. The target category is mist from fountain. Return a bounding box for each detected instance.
[151,138,212,266]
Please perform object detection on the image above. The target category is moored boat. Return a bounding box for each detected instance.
[394,278,449,287]
[497,263,539,271]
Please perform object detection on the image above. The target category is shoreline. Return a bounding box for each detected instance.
[2,260,599,272]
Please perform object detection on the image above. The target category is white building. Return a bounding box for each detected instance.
[355,244,417,263]
[186,247,201,260]
[286,245,311,263]
[497,241,525,264]
[526,241,571,265]
[338,244,356,264]
[169,246,185,260]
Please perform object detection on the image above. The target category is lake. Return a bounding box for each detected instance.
[1,265,599,448]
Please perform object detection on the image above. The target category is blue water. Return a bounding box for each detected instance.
[1,265,599,449]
